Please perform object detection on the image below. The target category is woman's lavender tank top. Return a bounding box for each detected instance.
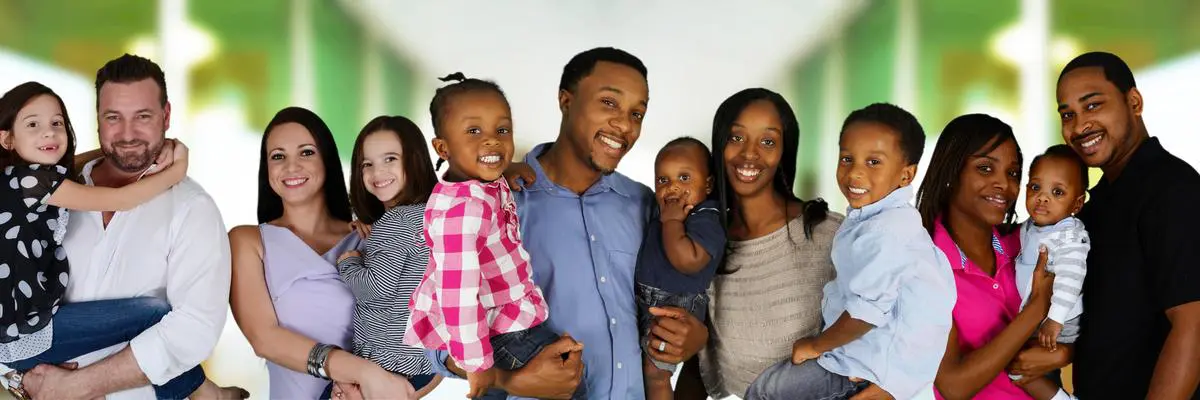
[259,224,360,399]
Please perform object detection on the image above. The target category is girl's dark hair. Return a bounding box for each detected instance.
[915,113,1023,236]
[428,72,510,170]
[711,88,829,273]
[256,107,352,224]
[349,115,439,224]
[1031,144,1088,194]
[0,82,78,175]
[658,136,718,201]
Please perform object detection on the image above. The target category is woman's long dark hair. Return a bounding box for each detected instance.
[256,107,353,224]
[348,115,438,224]
[711,88,829,273]
[915,113,1022,236]
[0,82,78,175]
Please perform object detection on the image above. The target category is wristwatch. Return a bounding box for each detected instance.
[4,371,29,400]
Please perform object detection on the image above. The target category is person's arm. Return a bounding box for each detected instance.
[228,226,387,386]
[935,247,1053,400]
[336,227,420,309]
[1042,230,1088,326]
[1144,182,1200,399]
[428,197,492,373]
[48,160,186,212]
[659,199,709,274]
[645,306,709,365]
[1149,301,1200,399]
[429,338,585,399]
[52,192,228,396]
[793,312,874,362]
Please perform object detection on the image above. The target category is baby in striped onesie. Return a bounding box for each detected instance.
[1012,145,1091,383]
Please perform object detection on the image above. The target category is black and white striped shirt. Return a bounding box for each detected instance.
[337,203,434,376]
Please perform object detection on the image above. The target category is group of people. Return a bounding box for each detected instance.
[0,45,1195,400]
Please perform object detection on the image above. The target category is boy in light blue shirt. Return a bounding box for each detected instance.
[745,103,957,400]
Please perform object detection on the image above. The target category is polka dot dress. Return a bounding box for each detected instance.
[0,164,70,346]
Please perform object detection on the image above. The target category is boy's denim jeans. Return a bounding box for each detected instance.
[635,282,708,373]
[3,297,205,400]
[486,322,587,399]
[744,358,869,400]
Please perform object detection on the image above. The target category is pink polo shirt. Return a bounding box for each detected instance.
[931,217,1031,400]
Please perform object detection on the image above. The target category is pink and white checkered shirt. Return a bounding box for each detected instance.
[404,178,549,372]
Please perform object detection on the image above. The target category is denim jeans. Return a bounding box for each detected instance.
[487,323,586,399]
[744,358,869,400]
[3,297,206,400]
[635,282,708,373]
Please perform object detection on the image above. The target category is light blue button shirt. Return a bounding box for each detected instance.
[816,185,956,400]
[427,142,653,400]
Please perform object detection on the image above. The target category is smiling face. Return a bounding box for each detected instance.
[836,121,917,209]
[97,79,170,173]
[432,90,514,182]
[358,129,407,206]
[560,61,649,174]
[949,137,1023,228]
[0,95,69,165]
[1057,66,1143,171]
[723,100,784,199]
[264,122,326,205]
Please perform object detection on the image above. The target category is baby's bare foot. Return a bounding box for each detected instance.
[190,379,249,399]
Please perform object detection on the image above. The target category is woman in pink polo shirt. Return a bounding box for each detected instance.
[914,114,1071,400]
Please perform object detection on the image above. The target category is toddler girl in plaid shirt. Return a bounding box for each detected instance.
[404,73,578,399]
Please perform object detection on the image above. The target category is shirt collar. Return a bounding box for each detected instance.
[523,142,640,198]
[1090,136,1164,196]
[932,215,1009,272]
[844,185,913,221]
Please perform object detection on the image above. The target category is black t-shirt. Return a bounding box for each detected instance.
[0,163,71,343]
[633,199,726,294]
[1074,137,1200,399]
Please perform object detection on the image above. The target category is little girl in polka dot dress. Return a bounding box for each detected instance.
[0,82,230,400]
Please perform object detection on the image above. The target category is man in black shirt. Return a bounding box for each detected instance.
[1057,51,1200,399]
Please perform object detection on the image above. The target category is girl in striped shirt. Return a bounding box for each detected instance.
[404,73,578,399]
[335,115,444,397]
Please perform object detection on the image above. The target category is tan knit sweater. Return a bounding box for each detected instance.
[699,213,842,398]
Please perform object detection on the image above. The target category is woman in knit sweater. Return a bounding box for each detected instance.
[673,88,841,399]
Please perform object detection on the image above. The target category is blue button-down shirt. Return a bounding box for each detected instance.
[427,142,653,400]
[815,185,956,400]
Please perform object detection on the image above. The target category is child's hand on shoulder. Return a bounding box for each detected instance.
[504,162,536,191]
[658,192,694,223]
[337,250,360,263]
[791,337,821,364]
[466,368,497,399]
[349,220,372,239]
[1038,320,1063,352]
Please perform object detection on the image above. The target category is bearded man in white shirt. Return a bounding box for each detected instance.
[13,54,238,400]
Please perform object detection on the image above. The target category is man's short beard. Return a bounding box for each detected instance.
[587,156,616,176]
[102,140,164,173]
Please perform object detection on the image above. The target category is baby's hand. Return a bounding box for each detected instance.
[337,250,361,263]
[466,369,497,399]
[791,337,821,364]
[658,192,693,223]
[1038,320,1063,351]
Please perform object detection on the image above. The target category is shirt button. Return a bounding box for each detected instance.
[992,283,1000,290]
[610,318,617,325]
[590,235,596,242]
[600,276,607,283]
[616,362,623,369]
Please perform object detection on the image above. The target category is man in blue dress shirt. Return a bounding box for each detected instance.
[426,47,710,399]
